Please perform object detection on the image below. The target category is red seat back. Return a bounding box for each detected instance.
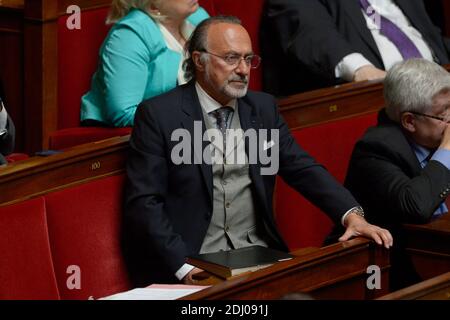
[0,197,60,299]
[45,175,131,299]
[51,7,132,149]
[57,7,111,130]
[275,113,378,250]
[199,0,216,15]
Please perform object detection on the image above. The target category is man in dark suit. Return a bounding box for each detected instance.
[261,0,450,96]
[345,59,450,289]
[124,16,392,287]
[0,81,15,165]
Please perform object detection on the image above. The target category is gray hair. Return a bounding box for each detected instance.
[384,59,450,122]
[183,16,242,82]
[107,0,164,24]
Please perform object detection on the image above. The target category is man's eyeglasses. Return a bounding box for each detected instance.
[200,50,261,69]
[409,111,450,123]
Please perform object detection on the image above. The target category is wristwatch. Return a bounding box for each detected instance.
[350,206,365,218]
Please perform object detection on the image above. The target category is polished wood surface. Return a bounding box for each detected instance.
[378,271,450,300]
[0,0,24,9]
[58,0,110,14]
[0,135,129,206]
[182,238,390,300]
[404,214,450,281]
[278,79,384,130]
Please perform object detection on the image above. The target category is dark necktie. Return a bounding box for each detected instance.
[359,0,423,60]
[212,107,233,153]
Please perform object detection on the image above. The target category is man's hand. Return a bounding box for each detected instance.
[182,267,205,285]
[339,212,393,249]
[353,65,387,82]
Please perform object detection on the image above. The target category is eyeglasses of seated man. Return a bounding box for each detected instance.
[200,50,262,69]
[409,110,450,123]
[401,90,450,150]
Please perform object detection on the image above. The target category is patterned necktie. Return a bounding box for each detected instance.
[212,107,233,153]
[359,0,423,60]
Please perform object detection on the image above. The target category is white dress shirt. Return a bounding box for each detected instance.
[335,0,435,81]
[0,100,7,131]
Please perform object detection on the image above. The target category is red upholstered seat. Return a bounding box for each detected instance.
[57,7,110,130]
[275,113,378,250]
[49,126,131,150]
[44,175,131,300]
[0,197,60,300]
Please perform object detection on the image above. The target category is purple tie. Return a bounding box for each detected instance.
[359,0,423,60]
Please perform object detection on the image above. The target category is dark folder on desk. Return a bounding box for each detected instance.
[187,245,294,279]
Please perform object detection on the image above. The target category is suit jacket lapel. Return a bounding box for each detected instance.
[345,0,384,66]
[180,83,213,203]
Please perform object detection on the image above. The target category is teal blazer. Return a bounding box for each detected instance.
[81,8,208,127]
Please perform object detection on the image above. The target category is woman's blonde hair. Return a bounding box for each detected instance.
[107,0,163,24]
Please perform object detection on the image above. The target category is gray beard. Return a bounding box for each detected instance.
[222,82,248,98]
[205,65,248,100]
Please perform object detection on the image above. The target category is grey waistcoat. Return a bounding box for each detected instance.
[200,105,270,254]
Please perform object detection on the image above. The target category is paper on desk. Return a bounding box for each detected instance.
[100,284,209,300]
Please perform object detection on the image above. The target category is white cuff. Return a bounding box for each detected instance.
[175,263,195,281]
[341,206,359,227]
[335,53,374,82]
[0,103,7,130]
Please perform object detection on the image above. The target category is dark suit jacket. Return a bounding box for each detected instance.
[261,0,450,96]
[345,109,450,228]
[0,114,15,165]
[123,82,359,286]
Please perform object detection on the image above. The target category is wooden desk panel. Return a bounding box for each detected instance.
[0,0,24,9]
[404,214,450,281]
[182,238,390,300]
[0,136,129,206]
[378,271,450,300]
[278,80,384,130]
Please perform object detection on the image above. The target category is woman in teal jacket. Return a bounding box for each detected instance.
[81,0,209,127]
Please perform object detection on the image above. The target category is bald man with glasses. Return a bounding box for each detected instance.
[343,59,450,289]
